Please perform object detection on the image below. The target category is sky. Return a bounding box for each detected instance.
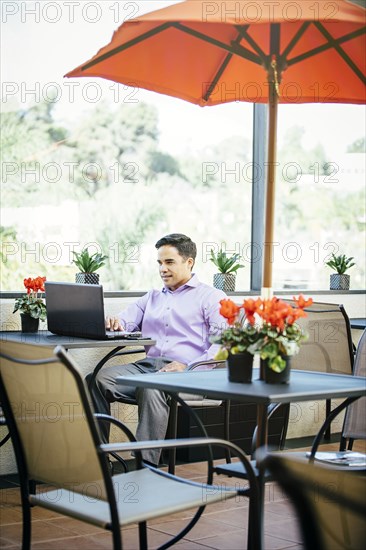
[1,0,365,157]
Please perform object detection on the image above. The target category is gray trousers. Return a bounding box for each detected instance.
[87,357,172,465]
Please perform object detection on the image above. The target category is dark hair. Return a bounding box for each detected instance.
[155,233,197,262]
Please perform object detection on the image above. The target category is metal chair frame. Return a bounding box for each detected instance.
[0,342,260,550]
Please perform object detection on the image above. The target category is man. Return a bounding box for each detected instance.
[90,233,227,466]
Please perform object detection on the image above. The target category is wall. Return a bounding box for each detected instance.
[1,291,365,475]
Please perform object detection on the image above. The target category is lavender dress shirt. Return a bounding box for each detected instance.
[118,274,227,368]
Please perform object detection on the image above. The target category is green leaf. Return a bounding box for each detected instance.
[209,248,244,273]
[72,248,108,273]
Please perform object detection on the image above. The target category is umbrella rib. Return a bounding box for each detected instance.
[172,22,262,65]
[313,21,366,85]
[288,26,366,85]
[79,22,173,71]
[203,34,243,102]
[235,25,266,59]
[281,22,311,59]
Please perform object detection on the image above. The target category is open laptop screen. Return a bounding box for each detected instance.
[45,282,140,340]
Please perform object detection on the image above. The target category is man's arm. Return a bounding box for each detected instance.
[186,287,228,368]
[105,293,150,332]
[158,361,187,372]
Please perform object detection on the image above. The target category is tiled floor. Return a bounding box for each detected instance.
[1,440,364,550]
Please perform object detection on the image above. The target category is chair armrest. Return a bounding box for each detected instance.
[112,348,146,358]
[101,436,258,491]
[187,359,226,371]
[94,412,137,442]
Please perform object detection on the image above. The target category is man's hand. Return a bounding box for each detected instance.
[105,316,124,331]
[159,361,187,372]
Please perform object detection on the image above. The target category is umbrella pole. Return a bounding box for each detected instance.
[261,80,278,299]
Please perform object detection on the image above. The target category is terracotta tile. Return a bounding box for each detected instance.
[261,533,304,550]
[201,506,250,528]
[45,516,105,536]
[187,528,248,550]
[1,519,82,544]
[175,539,218,549]
[32,535,111,549]
[152,515,240,541]
[264,500,298,519]
[92,526,177,549]
[0,505,22,524]
[30,507,65,520]
[0,534,18,549]
[0,488,21,506]
[263,517,303,544]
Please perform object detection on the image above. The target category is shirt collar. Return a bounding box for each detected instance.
[162,273,199,293]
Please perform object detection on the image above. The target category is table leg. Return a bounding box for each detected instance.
[255,403,269,550]
[87,346,124,390]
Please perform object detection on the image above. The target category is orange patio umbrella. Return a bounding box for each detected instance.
[66,0,366,294]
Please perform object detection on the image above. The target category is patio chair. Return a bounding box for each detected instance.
[0,403,11,448]
[303,328,366,470]
[266,329,366,473]
[340,328,366,450]
[285,300,354,439]
[88,349,231,474]
[0,340,259,550]
[263,453,366,550]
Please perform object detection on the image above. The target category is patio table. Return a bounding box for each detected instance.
[0,330,155,389]
[117,367,366,550]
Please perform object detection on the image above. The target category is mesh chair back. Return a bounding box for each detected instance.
[286,301,353,375]
[0,341,108,499]
[342,329,366,441]
[265,454,366,550]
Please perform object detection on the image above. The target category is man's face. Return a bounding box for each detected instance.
[157,245,193,291]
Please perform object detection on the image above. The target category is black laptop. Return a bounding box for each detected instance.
[45,281,142,340]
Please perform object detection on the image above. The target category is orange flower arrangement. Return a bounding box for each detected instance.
[213,295,313,372]
[13,276,47,321]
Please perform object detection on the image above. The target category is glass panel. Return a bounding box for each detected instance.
[273,104,365,291]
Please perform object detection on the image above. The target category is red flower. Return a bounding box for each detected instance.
[293,295,313,309]
[23,278,34,294]
[219,299,241,325]
[23,276,46,294]
[242,298,262,325]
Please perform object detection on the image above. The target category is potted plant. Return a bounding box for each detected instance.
[213,295,313,384]
[210,248,244,292]
[13,276,47,332]
[72,248,108,285]
[325,253,355,290]
[211,300,259,383]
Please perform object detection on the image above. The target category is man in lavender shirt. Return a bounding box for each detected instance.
[91,233,227,466]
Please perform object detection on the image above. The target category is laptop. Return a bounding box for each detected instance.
[45,281,142,340]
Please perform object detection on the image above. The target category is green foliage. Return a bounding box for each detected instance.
[347,137,365,153]
[13,296,47,321]
[147,151,182,180]
[211,323,259,357]
[278,125,329,177]
[325,253,355,274]
[210,248,244,274]
[72,248,108,273]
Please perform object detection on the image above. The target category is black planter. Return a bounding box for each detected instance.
[20,314,39,333]
[213,273,236,292]
[330,273,350,290]
[226,351,254,383]
[261,356,291,384]
[76,273,100,285]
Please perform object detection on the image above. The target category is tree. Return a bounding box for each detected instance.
[347,137,365,153]
[65,101,161,197]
